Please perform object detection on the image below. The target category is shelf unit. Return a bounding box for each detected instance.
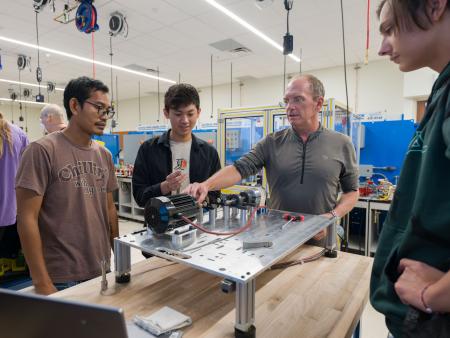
[344,198,391,256]
[116,176,145,222]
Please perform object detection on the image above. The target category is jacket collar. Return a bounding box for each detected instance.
[158,129,201,151]
[290,123,324,143]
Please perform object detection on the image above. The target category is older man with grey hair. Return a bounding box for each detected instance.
[185,74,359,243]
[40,104,66,134]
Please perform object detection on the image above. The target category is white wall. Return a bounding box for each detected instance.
[112,59,414,131]
[8,59,437,138]
[0,103,45,142]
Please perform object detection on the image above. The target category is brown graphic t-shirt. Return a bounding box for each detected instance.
[16,131,118,283]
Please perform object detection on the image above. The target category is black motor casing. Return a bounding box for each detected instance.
[144,194,199,235]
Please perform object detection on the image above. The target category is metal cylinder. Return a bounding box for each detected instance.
[114,238,131,276]
[209,208,217,229]
[224,205,230,224]
[197,209,204,225]
[240,208,248,226]
[325,219,337,250]
[231,207,239,219]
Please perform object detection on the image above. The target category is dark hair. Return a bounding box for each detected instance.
[377,0,450,32]
[63,76,109,120]
[164,83,200,111]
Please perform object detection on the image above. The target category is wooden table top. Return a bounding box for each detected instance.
[53,246,373,338]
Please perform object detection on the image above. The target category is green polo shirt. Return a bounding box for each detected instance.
[370,61,450,337]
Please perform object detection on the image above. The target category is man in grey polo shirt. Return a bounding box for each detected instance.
[185,74,359,241]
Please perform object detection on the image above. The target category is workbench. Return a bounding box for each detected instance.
[52,245,373,338]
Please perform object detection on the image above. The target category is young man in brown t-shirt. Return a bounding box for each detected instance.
[16,76,119,295]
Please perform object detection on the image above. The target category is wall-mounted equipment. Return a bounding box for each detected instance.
[23,88,31,98]
[282,0,294,55]
[47,82,55,92]
[17,55,31,71]
[35,93,45,102]
[33,0,52,13]
[109,12,128,37]
[76,0,99,34]
[255,0,274,10]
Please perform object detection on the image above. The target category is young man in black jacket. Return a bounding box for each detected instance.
[132,83,220,208]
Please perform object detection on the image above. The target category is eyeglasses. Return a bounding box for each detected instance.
[283,96,305,107]
[85,100,115,119]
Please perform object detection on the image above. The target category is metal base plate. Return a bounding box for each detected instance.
[116,209,333,282]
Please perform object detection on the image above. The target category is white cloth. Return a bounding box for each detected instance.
[133,306,191,336]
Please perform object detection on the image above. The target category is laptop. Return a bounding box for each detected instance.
[0,288,154,338]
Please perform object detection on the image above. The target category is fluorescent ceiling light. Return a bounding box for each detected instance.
[0,78,64,91]
[203,0,301,62]
[0,97,47,105]
[0,36,176,84]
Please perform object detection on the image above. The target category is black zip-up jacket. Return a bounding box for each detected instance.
[132,130,221,207]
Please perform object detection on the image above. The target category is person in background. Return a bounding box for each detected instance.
[40,103,66,134]
[132,83,221,207]
[16,77,118,295]
[371,0,450,337]
[0,112,28,260]
[185,74,359,243]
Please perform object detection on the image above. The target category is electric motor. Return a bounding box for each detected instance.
[144,194,199,235]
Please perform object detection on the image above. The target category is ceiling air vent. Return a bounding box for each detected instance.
[209,39,252,62]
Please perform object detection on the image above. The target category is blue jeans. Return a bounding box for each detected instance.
[53,280,85,291]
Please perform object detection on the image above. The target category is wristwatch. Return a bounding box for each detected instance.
[330,209,339,219]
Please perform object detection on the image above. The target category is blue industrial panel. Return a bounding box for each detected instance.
[92,134,120,165]
[123,132,153,165]
[224,116,264,166]
[360,120,416,183]
[193,128,217,148]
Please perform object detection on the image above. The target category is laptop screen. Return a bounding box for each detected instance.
[0,289,129,338]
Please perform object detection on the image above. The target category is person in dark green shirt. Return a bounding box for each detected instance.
[371,1,450,337]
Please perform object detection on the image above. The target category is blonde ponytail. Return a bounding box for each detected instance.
[0,112,13,158]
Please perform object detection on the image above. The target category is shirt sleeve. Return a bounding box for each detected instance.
[15,143,51,196]
[443,114,450,160]
[132,143,162,207]
[106,151,118,192]
[20,132,29,154]
[209,147,221,177]
[233,137,267,179]
[339,138,359,193]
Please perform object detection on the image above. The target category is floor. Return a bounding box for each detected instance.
[117,218,389,338]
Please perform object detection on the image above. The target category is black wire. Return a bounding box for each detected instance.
[286,6,290,33]
[283,55,286,95]
[116,75,119,120]
[210,54,214,119]
[340,0,351,136]
[230,62,233,108]
[35,11,41,95]
[285,0,293,33]
[138,80,141,124]
[157,66,160,122]
[109,36,114,104]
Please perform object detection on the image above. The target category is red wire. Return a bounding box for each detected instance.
[91,32,96,78]
[180,206,264,236]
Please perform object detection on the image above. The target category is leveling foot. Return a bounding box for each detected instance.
[115,273,130,283]
[324,249,338,258]
[235,325,256,338]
